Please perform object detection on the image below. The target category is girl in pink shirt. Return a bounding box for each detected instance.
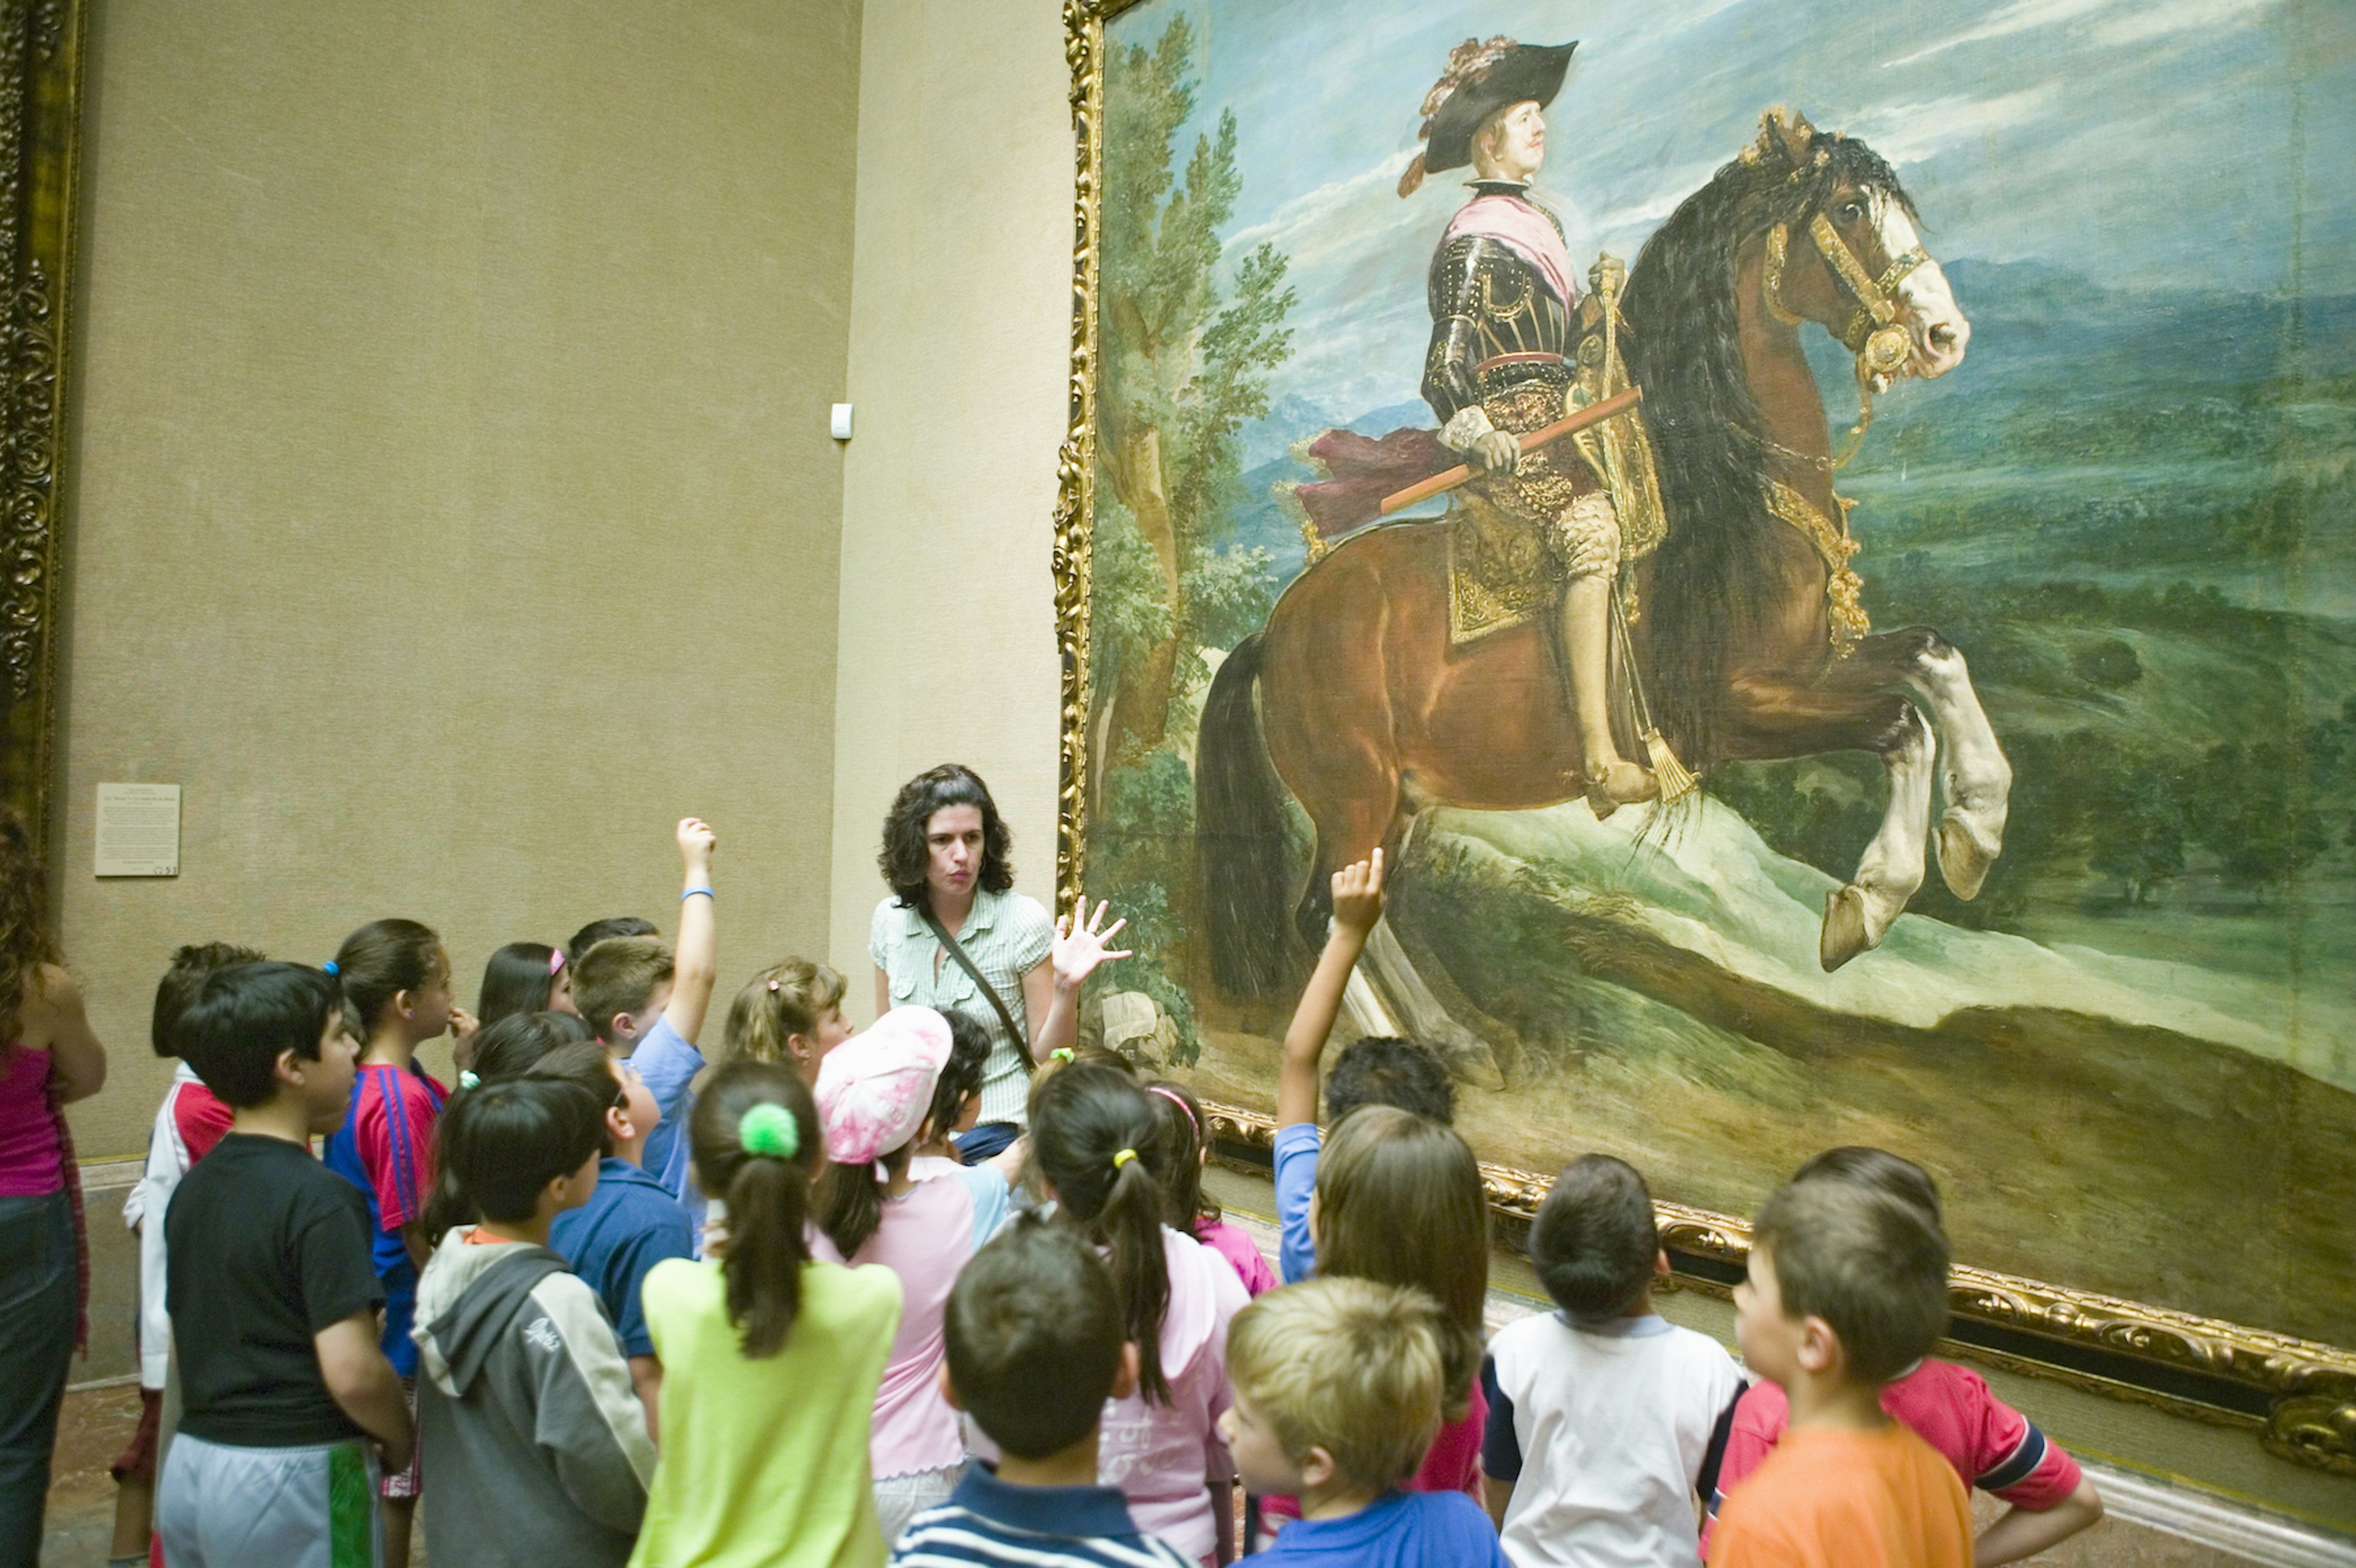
[809,1005,995,1547]
[1032,1064,1246,1566]
[1146,1079,1277,1297]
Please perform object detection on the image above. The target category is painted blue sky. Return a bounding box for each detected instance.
[1108,0,2354,415]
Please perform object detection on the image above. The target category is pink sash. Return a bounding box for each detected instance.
[1442,191,1578,309]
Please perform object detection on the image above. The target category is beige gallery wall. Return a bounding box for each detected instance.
[826,0,1074,1008]
[55,0,865,1155]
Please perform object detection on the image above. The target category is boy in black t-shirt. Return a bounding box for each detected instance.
[156,962,415,1568]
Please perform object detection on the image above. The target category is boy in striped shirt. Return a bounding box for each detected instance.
[890,1215,1190,1567]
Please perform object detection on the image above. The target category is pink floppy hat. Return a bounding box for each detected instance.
[815,1004,953,1168]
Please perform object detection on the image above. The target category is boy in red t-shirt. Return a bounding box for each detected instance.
[112,942,260,1567]
[1706,1149,2102,1566]
[1709,1180,1973,1568]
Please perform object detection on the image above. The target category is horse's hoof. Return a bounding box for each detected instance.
[1821,886,1871,971]
[1936,809,2000,901]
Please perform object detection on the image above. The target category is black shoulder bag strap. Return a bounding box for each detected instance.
[920,907,1034,1071]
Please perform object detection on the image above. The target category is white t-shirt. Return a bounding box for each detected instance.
[1484,1312,1746,1568]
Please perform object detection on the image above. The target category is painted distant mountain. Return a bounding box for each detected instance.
[1214,259,2356,607]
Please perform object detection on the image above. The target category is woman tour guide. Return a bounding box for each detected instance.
[869,765,1128,1158]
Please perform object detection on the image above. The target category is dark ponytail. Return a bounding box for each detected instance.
[1031,1064,1175,1404]
[690,1059,820,1358]
[1145,1080,1217,1231]
[476,942,563,1025]
[333,918,442,1034]
[818,1145,911,1259]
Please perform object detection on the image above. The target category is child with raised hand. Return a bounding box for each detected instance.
[410,1076,655,1566]
[810,1007,996,1541]
[1707,1148,2102,1565]
[321,917,473,1561]
[115,941,258,1562]
[1482,1155,1745,1567]
[158,962,412,1567]
[1710,1179,1973,1567]
[893,1212,1193,1567]
[572,818,719,1205]
[1218,1278,1509,1566]
[475,942,579,1026]
[629,1058,903,1567]
[722,956,854,1083]
[471,1011,688,1437]
[1147,1079,1276,1297]
[1028,1063,1247,1566]
[1272,850,1456,1286]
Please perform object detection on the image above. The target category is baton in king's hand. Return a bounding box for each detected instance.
[1378,385,1645,516]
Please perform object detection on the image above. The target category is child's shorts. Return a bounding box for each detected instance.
[379,1376,422,1501]
[154,1431,381,1568]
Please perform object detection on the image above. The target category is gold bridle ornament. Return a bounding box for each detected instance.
[1762,207,1928,468]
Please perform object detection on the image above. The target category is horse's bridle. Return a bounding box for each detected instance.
[1763,203,1930,467]
[1764,210,1927,379]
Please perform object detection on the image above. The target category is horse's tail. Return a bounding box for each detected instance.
[1195,632,1291,997]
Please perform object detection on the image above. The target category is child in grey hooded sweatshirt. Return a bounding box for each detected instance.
[411,1075,656,1567]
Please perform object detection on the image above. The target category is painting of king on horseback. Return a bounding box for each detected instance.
[1074,0,2356,1350]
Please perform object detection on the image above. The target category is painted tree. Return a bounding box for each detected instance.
[1093,13,1295,790]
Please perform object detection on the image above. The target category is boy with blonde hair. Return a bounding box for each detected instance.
[1710,1181,1972,1567]
[1218,1278,1509,1564]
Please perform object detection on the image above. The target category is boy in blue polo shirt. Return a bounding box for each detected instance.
[479,1033,690,1439]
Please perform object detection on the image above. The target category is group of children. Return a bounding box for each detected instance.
[122,821,2105,1567]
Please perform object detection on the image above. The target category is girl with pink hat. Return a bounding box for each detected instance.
[810,1005,1007,1546]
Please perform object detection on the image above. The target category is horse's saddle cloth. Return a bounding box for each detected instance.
[1447,490,1558,644]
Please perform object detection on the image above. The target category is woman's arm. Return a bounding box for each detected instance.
[874,966,893,1021]
[31,964,106,1102]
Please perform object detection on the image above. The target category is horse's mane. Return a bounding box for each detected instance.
[1621,126,1912,767]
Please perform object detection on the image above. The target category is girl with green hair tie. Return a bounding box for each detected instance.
[626,1058,905,1567]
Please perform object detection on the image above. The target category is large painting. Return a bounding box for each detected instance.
[1056,0,2355,1468]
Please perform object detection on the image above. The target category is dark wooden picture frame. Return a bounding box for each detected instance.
[0,0,82,846]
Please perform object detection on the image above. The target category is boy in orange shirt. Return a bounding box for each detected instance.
[1709,1180,1972,1567]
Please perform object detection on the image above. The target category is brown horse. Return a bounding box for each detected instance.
[1196,110,2009,1042]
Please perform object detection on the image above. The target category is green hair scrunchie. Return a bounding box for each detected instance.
[739,1102,801,1161]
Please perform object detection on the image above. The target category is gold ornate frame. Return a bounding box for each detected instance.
[0,0,82,845]
[1052,0,2355,1477]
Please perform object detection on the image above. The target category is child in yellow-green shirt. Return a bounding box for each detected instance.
[628,1059,902,1568]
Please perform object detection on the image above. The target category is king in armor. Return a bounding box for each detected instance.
[1403,38,1658,809]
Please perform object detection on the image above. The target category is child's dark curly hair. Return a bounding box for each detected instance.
[877,764,1014,910]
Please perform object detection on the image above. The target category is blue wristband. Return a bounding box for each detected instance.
[682,886,714,901]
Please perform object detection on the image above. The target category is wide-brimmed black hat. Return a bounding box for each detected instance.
[1399,39,1576,196]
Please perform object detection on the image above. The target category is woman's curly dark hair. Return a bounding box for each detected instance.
[878,764,1014,912]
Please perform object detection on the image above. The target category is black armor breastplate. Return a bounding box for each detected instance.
[1422,227,1578,423]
